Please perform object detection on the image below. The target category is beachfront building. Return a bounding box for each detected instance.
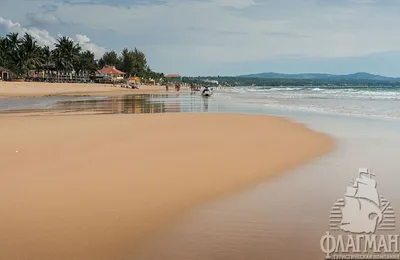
[0,66,12,81]
[29,63,95,83]
[165,73,182,82]
[97,66,126,81]
[31,63,58,82]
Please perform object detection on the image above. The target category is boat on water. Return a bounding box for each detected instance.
[201,86,213,97]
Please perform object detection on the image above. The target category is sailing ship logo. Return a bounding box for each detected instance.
[329,168,395,233]
[321,168,399,259]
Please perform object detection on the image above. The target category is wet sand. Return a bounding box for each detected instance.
[0,81,168,98]
[0,113,334,259]
[134,113,400,260]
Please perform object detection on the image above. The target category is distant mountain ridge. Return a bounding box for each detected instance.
[238,72,397,81]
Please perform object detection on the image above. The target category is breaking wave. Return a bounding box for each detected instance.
[219,86,400,119]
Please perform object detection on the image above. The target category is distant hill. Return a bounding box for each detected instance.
[238,72,397,82]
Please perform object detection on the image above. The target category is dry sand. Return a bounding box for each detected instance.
[0,113,335,259]
[0,81,167,98]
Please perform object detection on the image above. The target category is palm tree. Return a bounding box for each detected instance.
[5,33,20,53]
[14,33,42,78]
[2,33,21,72]
[40,46,52,66]
[53,36,81,73]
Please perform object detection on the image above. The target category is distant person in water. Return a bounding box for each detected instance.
[175,82,181,91]
[166,83,169,91]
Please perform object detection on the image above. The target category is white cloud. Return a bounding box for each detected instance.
[3,0,400,75]
[43,0,400,62]
[0,16,106,58]
[0,16,56,46]
[75,34,106,58]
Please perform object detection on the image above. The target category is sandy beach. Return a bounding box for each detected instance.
[0,112,334,259]
[0,81,167,98]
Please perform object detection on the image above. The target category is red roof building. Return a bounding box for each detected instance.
[98,66,125,76]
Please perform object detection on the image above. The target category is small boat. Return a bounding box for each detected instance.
[201,87,213,97]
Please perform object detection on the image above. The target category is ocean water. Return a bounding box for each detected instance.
[217,86,400,119]
[3,86,400,120]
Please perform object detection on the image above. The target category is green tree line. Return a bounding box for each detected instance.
[0,32,163,80]
[98,48,163,80]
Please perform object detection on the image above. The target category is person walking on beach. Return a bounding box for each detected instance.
[166,83,169,91]
[175,82,181,91]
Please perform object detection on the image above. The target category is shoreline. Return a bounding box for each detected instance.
[0,81,178,99]
[0,112,335,259]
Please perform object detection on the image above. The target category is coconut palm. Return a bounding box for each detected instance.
[53,36,81,73]
[5,33,20,53]
[14,33,42,78]
[40,46,52,66]
[2,33,21,72]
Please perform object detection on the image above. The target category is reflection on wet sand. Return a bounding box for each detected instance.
[0,94,194,115]
[56,95,167,114]
[202,96,209,112]
[0,93,218,116]
[53,95,167,114]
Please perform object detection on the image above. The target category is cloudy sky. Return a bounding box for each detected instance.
[1,0,400,76]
